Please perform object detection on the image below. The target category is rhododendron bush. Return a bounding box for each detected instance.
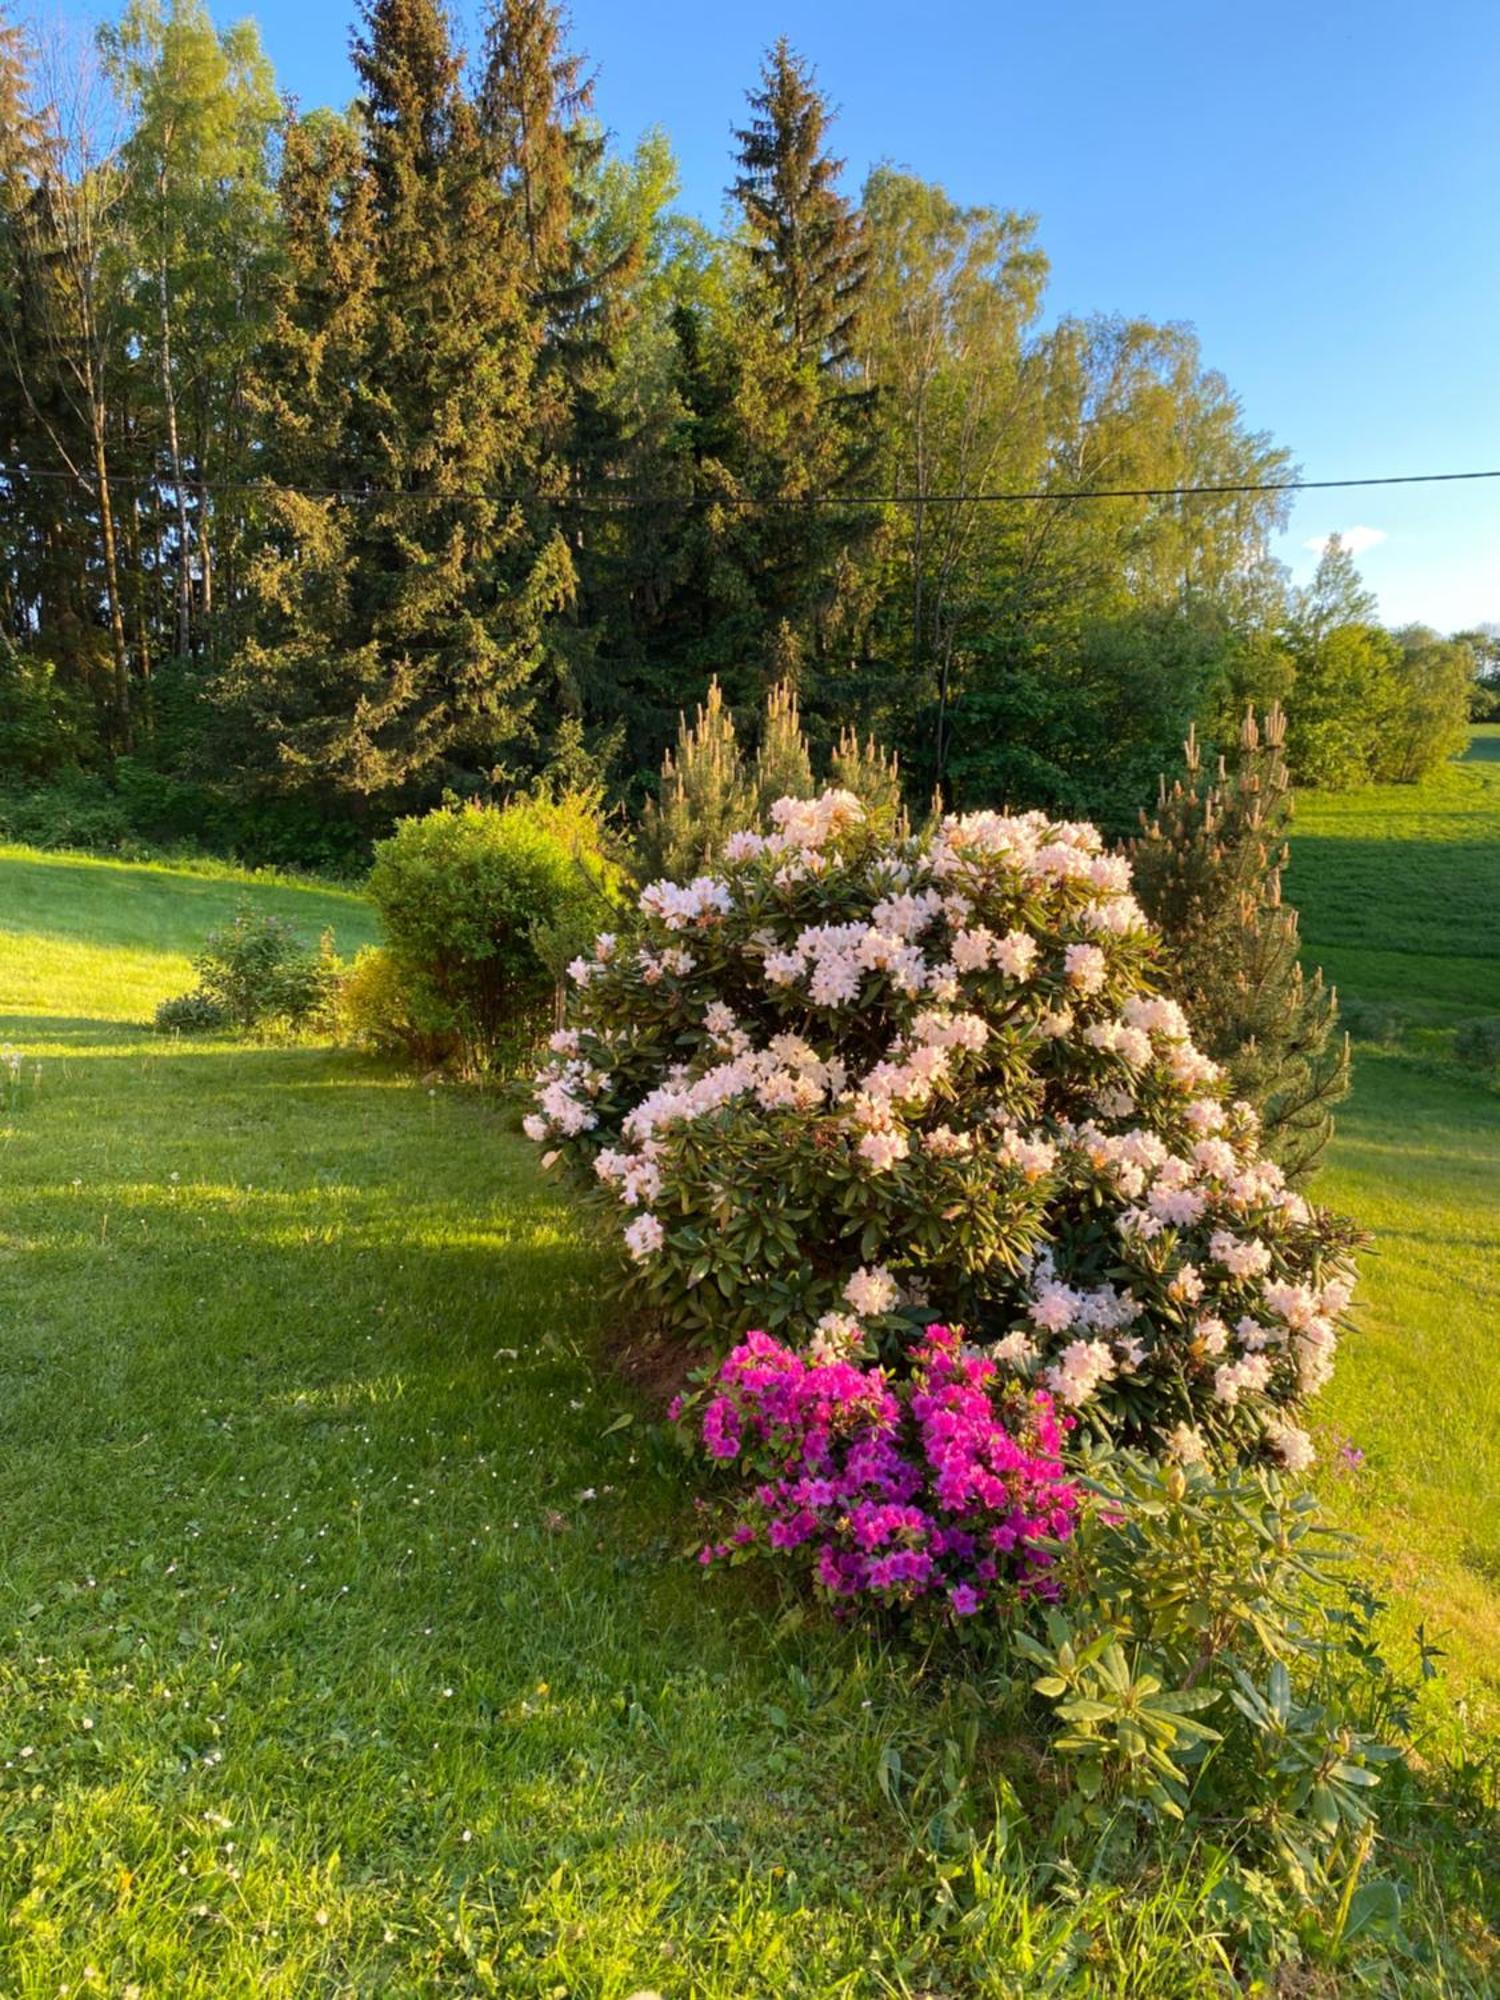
[526,791,1360,1465]
[683,1325,1078,1622]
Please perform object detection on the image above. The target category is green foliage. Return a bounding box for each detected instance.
[152,987,229,1033]
[636,677,903,881]
[367,793,619,1072]
[1281,538,1404,791]
[169,903,338,1032]
[1133,706,1349,1182]
[0,644,94,778]
[1453,1016,1500,1070]
[0,763,370,873]
[1018,1450,1404,1894]
[332,943,458,1069]
[1375,626,1478,783]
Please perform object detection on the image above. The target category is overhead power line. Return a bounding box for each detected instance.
[1,459,1498,509]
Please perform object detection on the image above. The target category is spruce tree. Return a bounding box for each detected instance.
[476,0,641,754]
[718,39,877,727]
[1132,705,1350,1183]
[221,0,571,810]
[731,37,866,375]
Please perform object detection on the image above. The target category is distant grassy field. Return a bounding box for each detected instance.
[1293,726,1500,1709]
[0,846,378,1024]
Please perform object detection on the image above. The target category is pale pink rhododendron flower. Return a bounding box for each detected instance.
[526,790,1360,1464]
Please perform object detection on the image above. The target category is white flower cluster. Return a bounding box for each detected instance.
[990,1112,1355,1460]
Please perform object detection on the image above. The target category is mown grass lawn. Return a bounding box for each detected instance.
[0,843,1494,1995]
[1293,728,1500,1710]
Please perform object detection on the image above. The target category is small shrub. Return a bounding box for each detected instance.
[1339,997,1406,1047]
[0,770,134,852]
[1453,1017,1500,1070]
[528,789,1362,1466]
[153,990,230,1035]
[367,794,620,1074]
[683,1323,1078,1622]
[0,644,94,780]
[333,946,458,1069]
[1017,1449,1403,1888]
[1133,706,1349,1183]
[637,676,903,882]
[158,906,337,1034]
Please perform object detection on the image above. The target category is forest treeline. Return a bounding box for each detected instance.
[0,0,1491,868]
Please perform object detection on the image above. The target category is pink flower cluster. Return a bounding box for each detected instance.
[687,1325,1078,1621]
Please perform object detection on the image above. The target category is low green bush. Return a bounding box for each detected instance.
[0,645,96,780]
[1339,996,1407,1047]
[153,990,231,1035]
[368,793,620,1074]
[1453,1017,1500,1069]
[1017,1450,1406,1890]
[0,763,370,876]
[333,945,459,1069]
[156,906,338,1035]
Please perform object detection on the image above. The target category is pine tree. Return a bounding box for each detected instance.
[830,720,903,823]
[752,675,814,811]
[635,674,904,880]
[1132,705,1350,1183]
[636,676,749,881]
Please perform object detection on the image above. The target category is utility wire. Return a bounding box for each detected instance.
[1,459,1498,508]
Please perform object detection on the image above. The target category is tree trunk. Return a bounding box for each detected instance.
[158,251,192,661]
[91,406,130,748]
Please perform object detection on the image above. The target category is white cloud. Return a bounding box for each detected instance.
[1302,524,1388,556]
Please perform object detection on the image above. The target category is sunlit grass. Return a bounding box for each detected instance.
[1295,728,1500,1711]
[0,823,1493,1992]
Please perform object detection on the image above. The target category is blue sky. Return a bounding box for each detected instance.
[51,0,1500,629]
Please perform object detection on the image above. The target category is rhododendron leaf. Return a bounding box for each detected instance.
[1056,1699,1116,1723]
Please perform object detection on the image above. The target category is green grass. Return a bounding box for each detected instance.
[1293,727,1500,1709]
[0,846,378,1024]
[0,824,1493,1994]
